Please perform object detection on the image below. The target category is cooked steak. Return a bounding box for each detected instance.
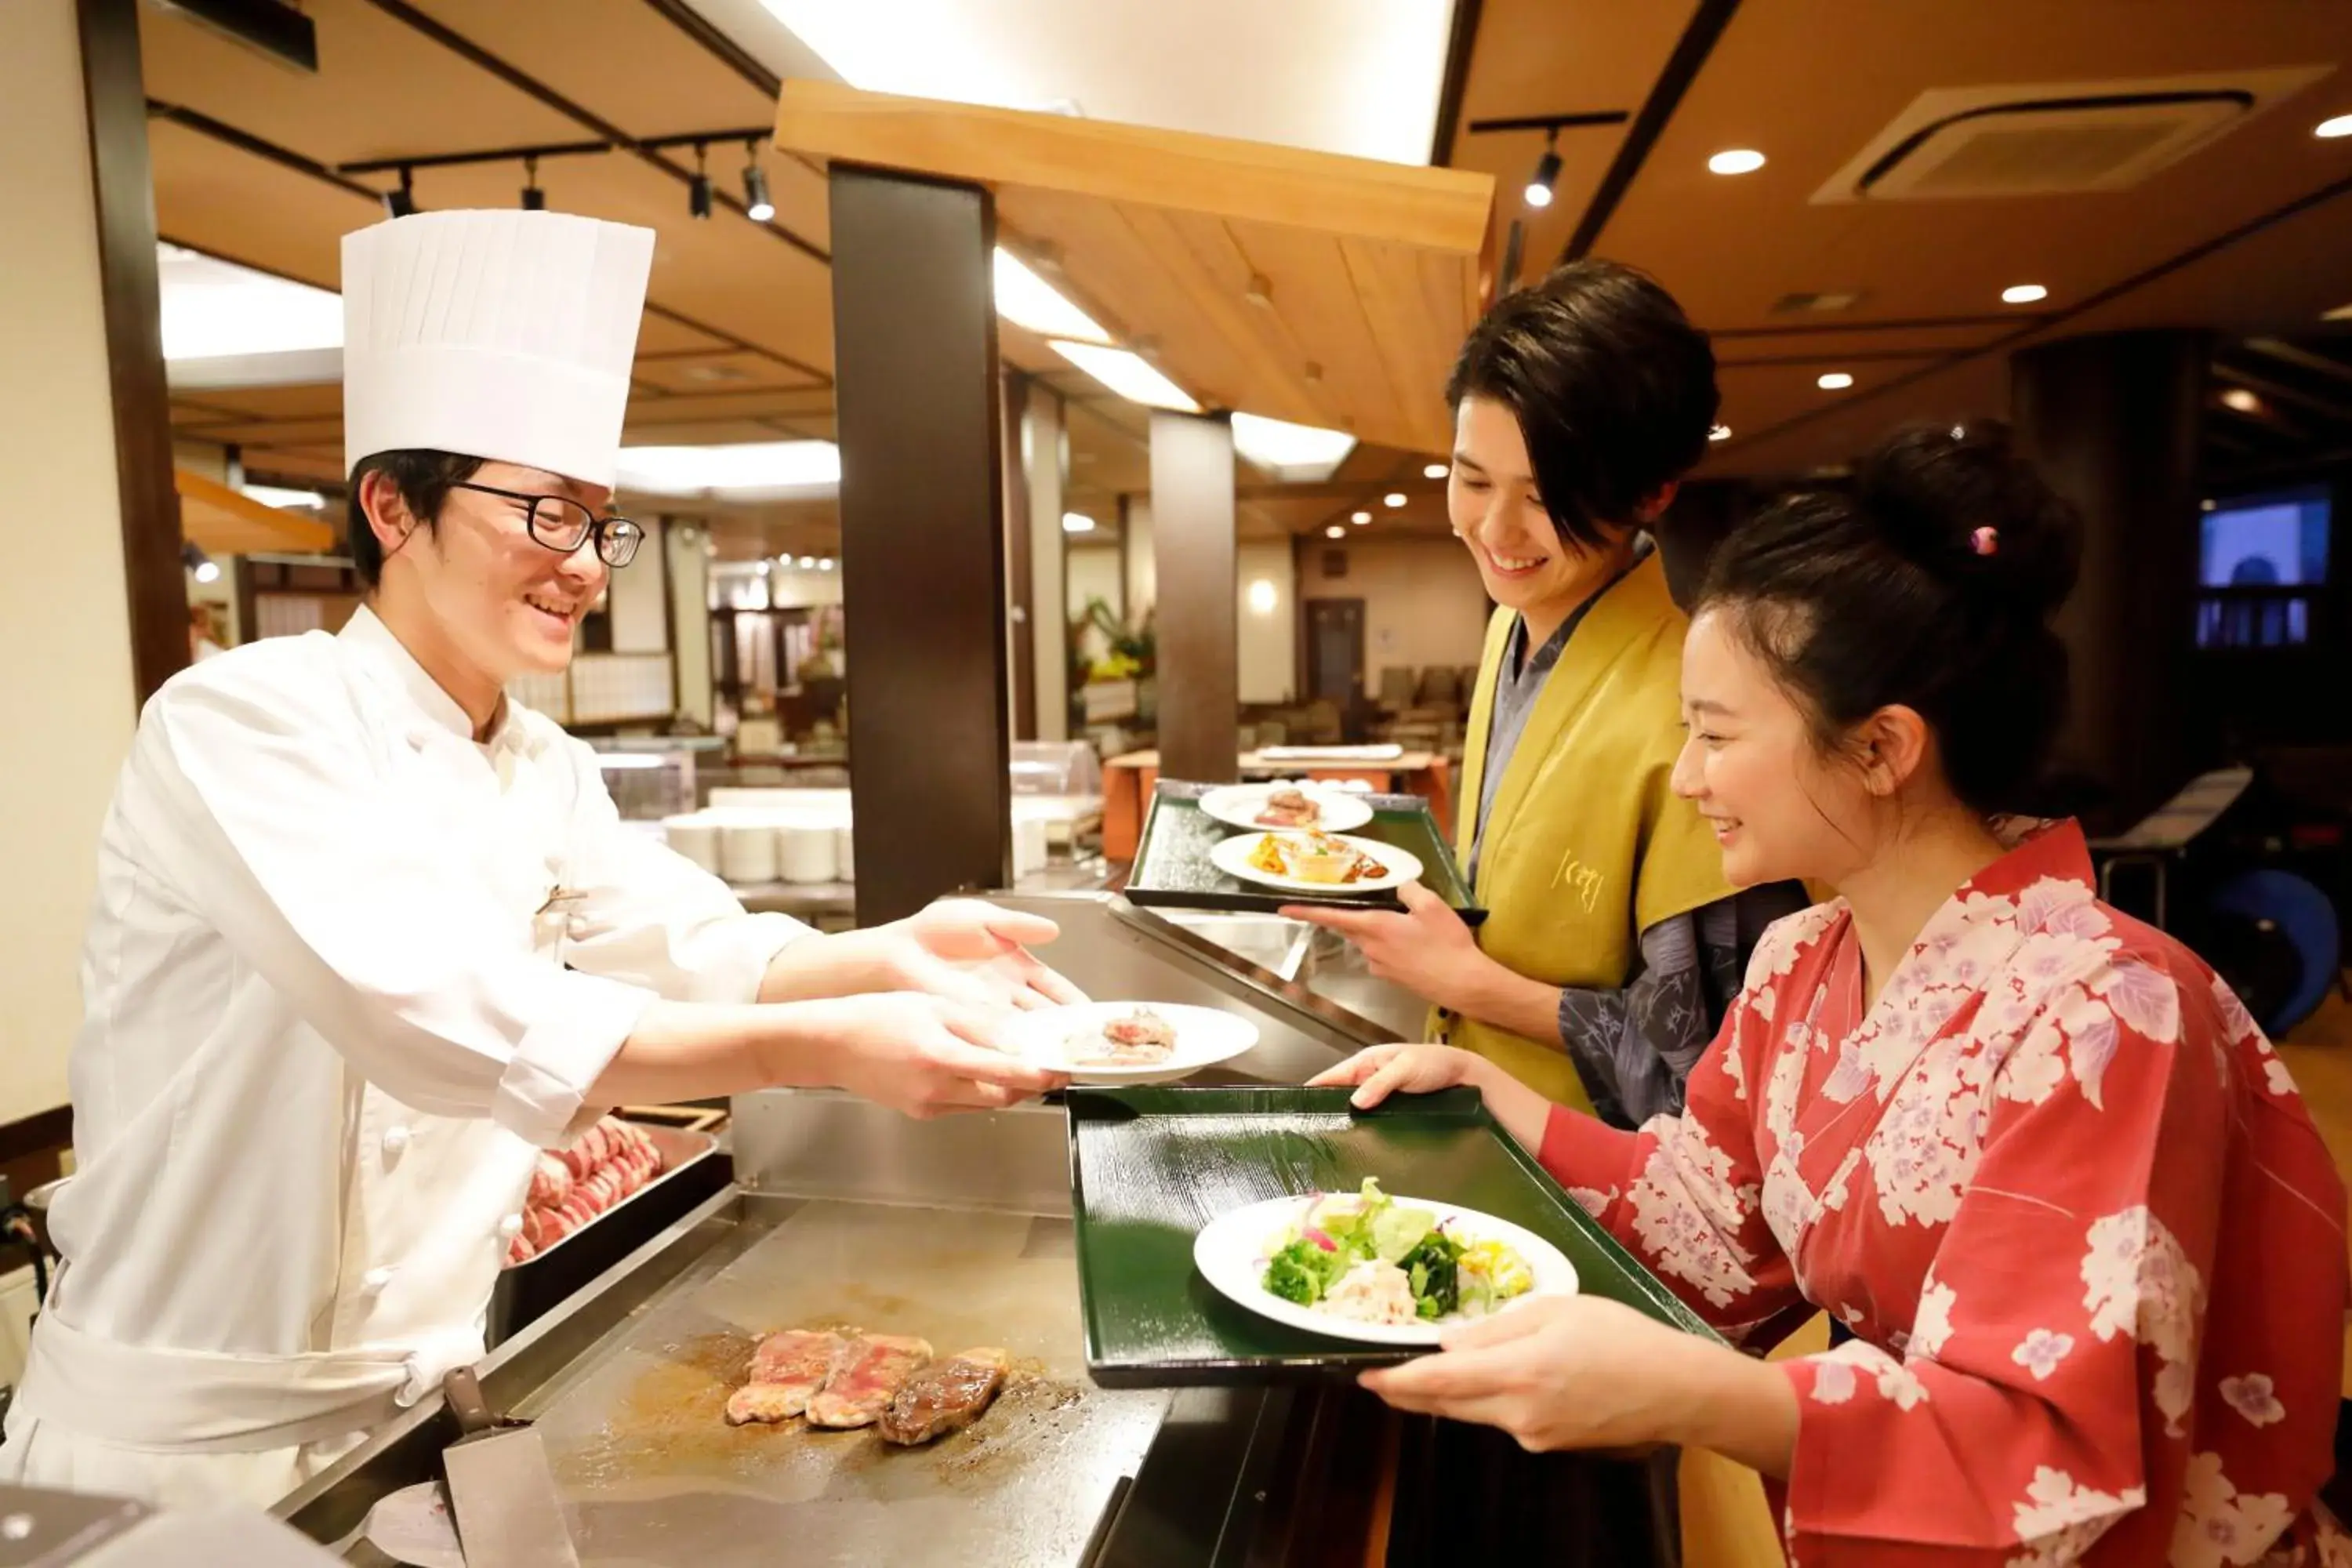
[878,1347,1011,1446]
[805,1334,934,1429]
[725,1329,847,1425]
[1254,787,1321,829]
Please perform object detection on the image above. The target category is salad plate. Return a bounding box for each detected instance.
[1192,1179,1578,1347]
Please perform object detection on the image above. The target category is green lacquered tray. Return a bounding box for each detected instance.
[1066,1086,1719,1386]
[1124,779,1486,924]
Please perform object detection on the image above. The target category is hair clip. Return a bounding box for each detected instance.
[1969,525,1998,557]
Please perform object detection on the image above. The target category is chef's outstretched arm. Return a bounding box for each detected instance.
[121,662,1059,1147]
[552,746,1086,1013]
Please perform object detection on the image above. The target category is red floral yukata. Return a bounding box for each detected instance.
[1537,821,2349,1565]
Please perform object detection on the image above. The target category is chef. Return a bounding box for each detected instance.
[0,209,1073,1510]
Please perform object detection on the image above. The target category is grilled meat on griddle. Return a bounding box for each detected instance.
[724,1329,846,1425]
[804,1334,934,1429]
[878,1347,1011,1445]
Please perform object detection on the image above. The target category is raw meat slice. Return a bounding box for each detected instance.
[724,1330,847,1426]
[877,1348,1011,1446]
[804,1334,933,1429]
[528,1153,572,1209]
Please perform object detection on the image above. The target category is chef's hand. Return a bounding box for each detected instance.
[1280,883,1494,1014]
[807,992,1068,1119]
[1360,1295,1795,1475]
[892,899,1089,1011]
[768,899,1087,1011]
[1308,1044,1490,1108]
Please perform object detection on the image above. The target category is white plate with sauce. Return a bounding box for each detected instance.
[1198,782,1374,835]
[1209,832,1423,896]
[1192,1192,1578,1346]
[1003,1001,1259,1084]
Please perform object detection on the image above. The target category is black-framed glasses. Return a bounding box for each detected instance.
[452,481,644,568]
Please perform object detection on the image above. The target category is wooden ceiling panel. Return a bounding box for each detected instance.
[400,0,779,142]
[1598,1,2352,339]
[150,120,375,289]
[630,350,820,394]
[626,385,834,425]
[140,0,585,165]
[635,313,734,354]
[174,383,346,421]
[1212,219,1419,445]
[1715,353,2013,480]
[1711,319,2038,365]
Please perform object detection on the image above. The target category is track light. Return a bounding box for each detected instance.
[742,141,775,223]
[688,142,713,220]
[521,156,544,212]
[1525,130,1562,209]
[383,166,416,220]
[182,542,219,585]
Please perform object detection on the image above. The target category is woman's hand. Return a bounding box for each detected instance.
[1282,883,1494,1014]
[797,992,1069,1119]
[1308,1044,1491,1109]
[1360,1296,1797,1475]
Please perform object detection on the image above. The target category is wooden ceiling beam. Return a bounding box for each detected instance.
[2212,362,2352,426]
[2243,337,2352,390]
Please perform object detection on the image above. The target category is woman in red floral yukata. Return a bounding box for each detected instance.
[1312,423,2348,1565]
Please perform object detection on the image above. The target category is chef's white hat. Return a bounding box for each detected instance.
[341,210,656,489]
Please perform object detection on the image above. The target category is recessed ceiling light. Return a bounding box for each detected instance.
[1325,524,1347,539]
[2316,113,2352,139]
[993,249,1112,344]
[1708,424,1731,442]
[2221,387,2263,415]
[1383,492,1406,508]
[2201,499,2217,512]
[1708,148,1766,176]
[817,557,836,571]
[1062,511,1096,533]
[1422,462,1448,478]
[797,555,817,568]
[1817,372,1854,390]
[1351,510,1372,524]
[1230,412,1356,479]
[1050,341,1201,412]
[2001,283,2049,305]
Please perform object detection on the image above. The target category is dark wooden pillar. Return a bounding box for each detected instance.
[2011,330,2211,833]
[78,0,187,702]
[829,165,1011,924]
[1150,410,1239,783]
[1001,368,1038,742]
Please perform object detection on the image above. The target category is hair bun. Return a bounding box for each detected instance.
[1853,421,2080,619]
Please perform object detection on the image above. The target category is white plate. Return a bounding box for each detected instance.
[1192,1192,1579,1346]
[1209,832,1422,896]
[1198,782,1374,835]
[1004,1001,1259,1084]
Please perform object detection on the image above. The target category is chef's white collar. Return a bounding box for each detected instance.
[339,604,522,751]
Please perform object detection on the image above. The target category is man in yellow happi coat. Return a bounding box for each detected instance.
[1292,261,1802,1126]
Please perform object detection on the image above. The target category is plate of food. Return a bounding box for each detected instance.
[1198,782,1374,835]
[1004,1001,1260,1083]
[1192,1178,1575,1346]
[1208,830,1422,895]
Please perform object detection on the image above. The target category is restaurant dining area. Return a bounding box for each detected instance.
[5,1,2352,1563]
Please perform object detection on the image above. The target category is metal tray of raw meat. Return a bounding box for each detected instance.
[488,1122,730,1346]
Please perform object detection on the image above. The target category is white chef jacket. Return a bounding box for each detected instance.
[0,606,807,1508]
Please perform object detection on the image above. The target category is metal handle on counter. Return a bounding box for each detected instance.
[442,1367,496,1437]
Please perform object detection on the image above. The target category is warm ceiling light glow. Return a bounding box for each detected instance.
[615,441,840,497]
[193,560,222,585]
[2002,282,2049,305]
[1351,510,1373,524]
[1422,462,1448,478]
[242,484,325,510]
[817,557,836,571]
[993,249,1111,345]
[1708,148,1766,176]
[1383,492,1406,508]
[1230,412,1356,479]
[2324,302,2352,321]
[1324,524,1347,539]
[158,243,341,360]
[1247,579,1279,614]
[2316,114,2352,139]
[1049,341,1201,412]
[1817,372,1855,390]
[1524,182,1554,209]
[2221,387,2264,414]
[1708,424,1731,442]
[1062,511,1096,533]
